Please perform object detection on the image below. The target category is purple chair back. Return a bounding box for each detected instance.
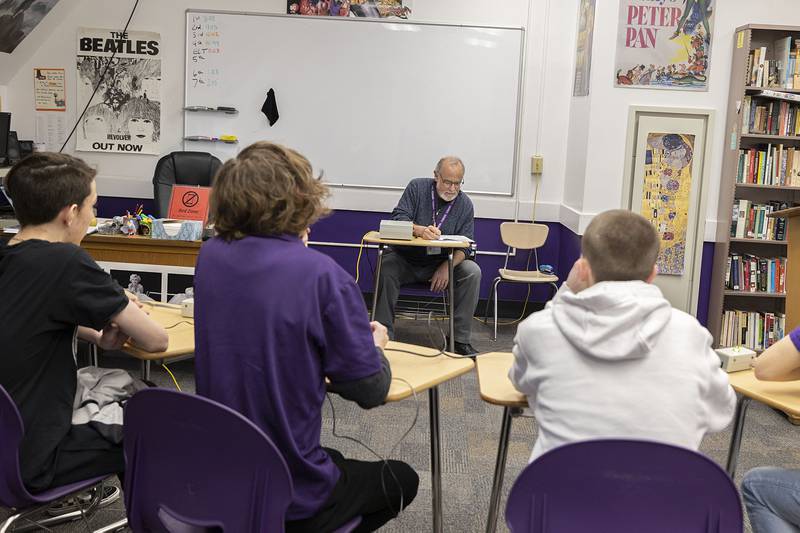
[505,439,743,533]
[123,388,294,532]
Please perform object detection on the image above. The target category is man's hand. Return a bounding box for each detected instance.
[430,261,449,293]
[415,224,441,241]
[96,323,130,351]
[566,258,592,293]
[370,321,389,349]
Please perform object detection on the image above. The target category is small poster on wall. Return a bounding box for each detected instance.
[614,0,713,91]
[572,0,596,97]
[639,132,695,275]
[76,27,162,155]
[34,68,66,111]
[287,0,411,18]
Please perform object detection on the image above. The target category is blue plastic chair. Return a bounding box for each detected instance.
[505,439,743,533]
[123,388,360,533]
[0,384,120,532]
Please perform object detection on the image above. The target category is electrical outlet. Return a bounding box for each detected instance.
[531,155,543,175]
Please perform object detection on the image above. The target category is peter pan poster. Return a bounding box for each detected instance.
[76,27,162,155]
[615,0,713,91]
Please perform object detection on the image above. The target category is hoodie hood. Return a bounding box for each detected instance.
[551,281,672,361]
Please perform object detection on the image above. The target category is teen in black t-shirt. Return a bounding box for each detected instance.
[0,153,168,492]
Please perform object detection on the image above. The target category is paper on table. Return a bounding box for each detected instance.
[437,235,474,243]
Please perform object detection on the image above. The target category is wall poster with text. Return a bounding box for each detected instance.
[76,27,161,155]
[640,132,694,275]
[34,68,66,111]
[615,0,713,91]
[287,0,411,18]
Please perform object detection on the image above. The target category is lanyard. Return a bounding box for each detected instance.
[431,183,455,229]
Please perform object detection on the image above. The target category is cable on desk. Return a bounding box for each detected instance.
[162,363,182,392]
[163,320,193,330]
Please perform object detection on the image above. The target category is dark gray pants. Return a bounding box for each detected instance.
[373,252,481,344]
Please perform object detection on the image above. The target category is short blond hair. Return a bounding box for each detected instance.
[211,142,330,240]
[582,209,659,282]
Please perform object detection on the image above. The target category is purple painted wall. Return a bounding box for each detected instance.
[96,196,715,319]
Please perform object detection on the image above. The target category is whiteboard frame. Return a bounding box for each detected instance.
[184,9,526,197]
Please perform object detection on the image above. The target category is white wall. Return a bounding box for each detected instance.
[1,0,576,223]
[567,0,800,240]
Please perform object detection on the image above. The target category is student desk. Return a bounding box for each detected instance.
[726,369,800,477]
[384,341,474,533]
[121,303,195,380]
[124,310,473,533]
[364,231,471,355]
[81,233,201,267]
[475,352,528,533]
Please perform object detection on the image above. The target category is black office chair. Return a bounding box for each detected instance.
[152,151,222,218]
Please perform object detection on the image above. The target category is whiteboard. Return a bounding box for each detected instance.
[185,10,524,195]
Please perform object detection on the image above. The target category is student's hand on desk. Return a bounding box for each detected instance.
[430,262,449,292]
[370,321,389,349]
[96,323,130,351]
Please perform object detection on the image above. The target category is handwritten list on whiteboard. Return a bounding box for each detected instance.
[189,14,223,90]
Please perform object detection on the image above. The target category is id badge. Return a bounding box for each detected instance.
[427,246,441,255]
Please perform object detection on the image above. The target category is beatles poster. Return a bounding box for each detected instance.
[76,28,162,154]
[287,0,411,18]
[615,0,713,91]
[640,132,695,275]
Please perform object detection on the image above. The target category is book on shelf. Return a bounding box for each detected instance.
[725,253,786,294]
[736,144,800,185]
[745,37,800,90]
[720,309,785,352]
[740,96,800,136]
[730,199,787,240]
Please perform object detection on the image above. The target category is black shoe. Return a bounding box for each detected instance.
[445,337,478,356]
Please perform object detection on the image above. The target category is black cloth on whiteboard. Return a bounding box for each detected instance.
[0,240,128,491]
[262,88,280,126]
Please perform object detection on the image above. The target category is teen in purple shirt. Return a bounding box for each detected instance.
[742,326,800,532]
[194,141,418,532]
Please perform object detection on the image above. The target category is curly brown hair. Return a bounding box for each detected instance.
[211,142,330,240]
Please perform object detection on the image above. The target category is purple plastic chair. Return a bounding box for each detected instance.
[0,385,115,531]
[123,388,360,533]
[505,439,743,533]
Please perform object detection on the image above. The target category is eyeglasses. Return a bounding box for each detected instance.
[436,173,464,189]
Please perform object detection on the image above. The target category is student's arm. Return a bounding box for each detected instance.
[701,331,737,432]
[323,282,392,409]
[753,330,800,381]
[328,346,392,409]
[110,301,169,353]
[77,301,168,353]
[508,328,539,409]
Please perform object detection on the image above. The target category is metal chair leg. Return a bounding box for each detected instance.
[492,277,502,341]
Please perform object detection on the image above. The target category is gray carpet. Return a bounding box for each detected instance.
[3,315,799,532]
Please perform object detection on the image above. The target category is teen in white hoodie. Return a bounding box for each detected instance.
[509,209,736,462]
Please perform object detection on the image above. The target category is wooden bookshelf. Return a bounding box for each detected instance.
[708,24,800,351]
[723,291,786,298]
[729,238,787,244]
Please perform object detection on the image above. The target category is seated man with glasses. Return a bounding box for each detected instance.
[374,156,481,355]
